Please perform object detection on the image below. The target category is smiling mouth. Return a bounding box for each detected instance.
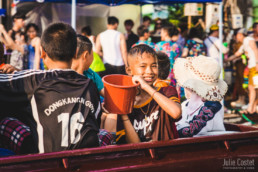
[144,77,154,82]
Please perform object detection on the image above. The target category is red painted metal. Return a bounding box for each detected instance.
[0,123,258,171]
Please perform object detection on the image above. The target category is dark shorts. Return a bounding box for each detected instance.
[102,63,126,76]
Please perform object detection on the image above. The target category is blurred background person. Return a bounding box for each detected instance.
[226,28,258,114]
[176,23,188,51]
[204,25,228,62]
[0,24,27,70]
[228,29,247,108]
[182,27,207,57]
[155,25,181,86]
[151,18,163,43]
[6,11,26,64]
[81,26,96,52]
[133,25,155,49]
[252,22,258,47]
[81,26,105,77]
[124,19,138,52]
[95,16,127,75]
[25,23,43,69]
[142,16,152,30]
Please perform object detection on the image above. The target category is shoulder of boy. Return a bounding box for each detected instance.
[160,85,178,97]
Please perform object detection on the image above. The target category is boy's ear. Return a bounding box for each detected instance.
[126,66,132,75]
[41,46,46,59]
[82,51,89,61]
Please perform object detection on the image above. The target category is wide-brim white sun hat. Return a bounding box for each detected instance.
[174,55,228,101]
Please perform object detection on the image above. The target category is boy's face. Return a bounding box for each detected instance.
[125,24,133,32]
[236,33,244,43]
[161,29,168,41]
[143,20,151,28]
[14,18,25,29]
[127,52,158,86]
[73,49,93,72]
[254,25,258,34]
[27,27,37,39]
[144,32,150,40]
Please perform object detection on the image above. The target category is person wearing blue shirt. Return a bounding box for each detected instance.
[72,35,104,97]
[83,68,104,93]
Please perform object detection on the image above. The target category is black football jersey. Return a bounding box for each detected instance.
[0,69,102,153]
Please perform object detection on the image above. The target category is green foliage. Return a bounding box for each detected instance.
[167,4,186,26]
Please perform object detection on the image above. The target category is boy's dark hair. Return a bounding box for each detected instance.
[188,27,203,40]
[77,34,92,58]
[12,11,26,21]
[25,23,40,35]
[41,23,77,62]
[137,25,149,37]
[108,16,119,25]
[81,26,92,36]
[233,28,240,36]
[143,16,151,22]
[128,44,157,62]
[253,22,258,29]
[162,25,179,37]
[124,19,134,26]
[156,51,170,79]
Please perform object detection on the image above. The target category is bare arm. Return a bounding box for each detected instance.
[121,114,141,143]
[182,47,188,58]
[0,24,24,54]
[132,75,182,119]
[32,37,41,69]
[95,34,103,58]
[226,45,243,62]
[99,88,105,97]
[120,33,128,67]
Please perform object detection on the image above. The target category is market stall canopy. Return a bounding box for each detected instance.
[16,0,222,6]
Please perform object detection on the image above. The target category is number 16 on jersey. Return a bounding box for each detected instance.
[58,112,85,147]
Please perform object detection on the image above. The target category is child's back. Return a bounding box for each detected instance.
[0,23,101,153]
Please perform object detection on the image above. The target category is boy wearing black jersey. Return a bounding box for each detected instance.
[0,23,101,153]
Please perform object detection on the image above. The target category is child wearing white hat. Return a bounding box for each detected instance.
[174,55,228,137]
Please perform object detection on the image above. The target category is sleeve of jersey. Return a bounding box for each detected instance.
[0,70,43,104]
[161,86,180,104]
[177,101,222,138]
[87,81,102,127]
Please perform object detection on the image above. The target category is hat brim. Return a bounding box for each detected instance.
[174,58,228,101]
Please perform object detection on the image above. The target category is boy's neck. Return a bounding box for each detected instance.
[74,65,88,75]
[139,37,147,41]
[46,59,72,70]
[135,89,151,105]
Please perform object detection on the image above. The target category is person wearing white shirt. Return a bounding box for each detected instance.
[204,25,228,63]
[226,28,258,114]
[95,16,127,75]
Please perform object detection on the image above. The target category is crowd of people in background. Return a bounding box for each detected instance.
[0,11,257,156]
